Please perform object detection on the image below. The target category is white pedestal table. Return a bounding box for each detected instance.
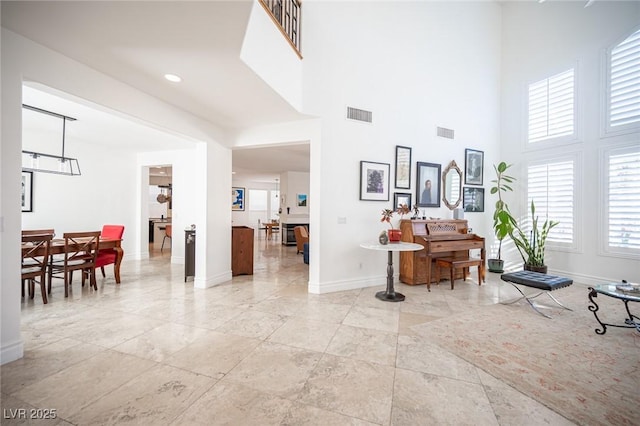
[360,241,424,302]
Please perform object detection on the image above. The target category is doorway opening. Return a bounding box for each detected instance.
[149,165,173,257]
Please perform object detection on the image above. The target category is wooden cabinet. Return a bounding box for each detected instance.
[399,219,485,285]
[232,226,254,276]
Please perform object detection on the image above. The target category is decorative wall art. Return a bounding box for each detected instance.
[394,145,412,189]
[463,187,485,212]
[297,194,307,207]
[21,171,33,212]
[416,162,441,207]
[232,187,245,211]
[360,161,390,201]
[393,192,412,210]
[465,148,484,185]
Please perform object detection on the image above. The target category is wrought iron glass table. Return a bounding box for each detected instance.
[360,242,423,302]
[588,284,640,335]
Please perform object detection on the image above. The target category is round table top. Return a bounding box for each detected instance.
[592,283,640,302]
[360,242,424,252]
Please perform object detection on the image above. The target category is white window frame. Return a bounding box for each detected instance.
[602,26,640,138]
[599,142,640,259]
[525,66,580,150]
[525,153,581,253]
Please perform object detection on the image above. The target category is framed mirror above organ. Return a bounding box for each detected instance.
[442,160,462,210]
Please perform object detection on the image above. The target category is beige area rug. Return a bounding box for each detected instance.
[412,286,640,425]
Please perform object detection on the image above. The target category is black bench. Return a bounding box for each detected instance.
[501,270,573,318]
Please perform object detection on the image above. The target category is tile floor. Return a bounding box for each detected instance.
[1,238,576,425]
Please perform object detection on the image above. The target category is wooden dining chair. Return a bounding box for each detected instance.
[95,225,124,280]
[49,231,101,297]
[161,224,172,252]
[22,233,53,304]
[22,229,56,293]
[22,229,55,237]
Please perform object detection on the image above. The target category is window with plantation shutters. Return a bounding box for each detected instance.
[607,28,640,133]
[527,160,574,246]
[528,69,575,143]
[605,147,640,255]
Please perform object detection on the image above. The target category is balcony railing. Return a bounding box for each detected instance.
[259,0,302,58]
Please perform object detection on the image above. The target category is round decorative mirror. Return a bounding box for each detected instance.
[442,160,462,210]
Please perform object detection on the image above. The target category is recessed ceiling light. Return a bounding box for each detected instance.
[164,74,182,83]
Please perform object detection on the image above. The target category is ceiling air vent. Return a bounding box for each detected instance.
[437,126,455,139]
[347,106,373,123]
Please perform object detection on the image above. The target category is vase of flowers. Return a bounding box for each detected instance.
[381,204,410,243]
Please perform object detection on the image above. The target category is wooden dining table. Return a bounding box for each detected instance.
[264,222,280,239]
[21,237,124,284]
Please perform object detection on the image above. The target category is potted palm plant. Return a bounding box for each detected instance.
[510,200,559,273]
[488,162,516,273]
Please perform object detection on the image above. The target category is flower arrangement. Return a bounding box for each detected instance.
[381,208,395,228]
[380,204,410,229]
[380,204,410,243]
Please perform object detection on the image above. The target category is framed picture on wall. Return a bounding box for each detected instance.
[416,162,441,207]
[393,192,412,210]
[464,148,484,185]
[22,171,33,212]
[463,187,485,212]
[394,145,412,189]
[297,194,307,207]
[360,161,390,201]
[232,187,245,211]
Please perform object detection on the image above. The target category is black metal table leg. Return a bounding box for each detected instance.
[376,250,405,302]
[588,286,640,334]
[588,287,607,335]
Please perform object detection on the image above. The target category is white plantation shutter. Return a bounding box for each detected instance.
[528,69,575,143]
[527,160,574,245]
[609,29,640,129]
[606,148,640,252]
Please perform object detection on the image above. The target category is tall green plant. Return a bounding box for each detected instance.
[490,162,516,260]
[510,200,559,267]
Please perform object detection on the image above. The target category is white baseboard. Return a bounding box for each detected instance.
[194,270,233,289]
[308,275,387,294]
[547,269,625,287]
[0,338,24,365]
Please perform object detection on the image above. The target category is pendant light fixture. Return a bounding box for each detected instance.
[21,104,81,176]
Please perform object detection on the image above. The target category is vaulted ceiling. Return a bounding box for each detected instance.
[3,1,310,179]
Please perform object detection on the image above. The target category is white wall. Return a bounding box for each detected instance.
[241,0,303,111]
[280,171,310,219]
[500,1,640,284]
[231,178,281,228]
[21,119,143,256]
[138,149,200,263]
[302,1,502,293]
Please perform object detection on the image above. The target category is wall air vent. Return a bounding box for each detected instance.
[437,126,455,139]
[347,106,373,123]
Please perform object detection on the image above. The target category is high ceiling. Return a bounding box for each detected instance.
[3,1,310,179]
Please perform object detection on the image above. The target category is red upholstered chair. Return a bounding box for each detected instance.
[96,225,125,279]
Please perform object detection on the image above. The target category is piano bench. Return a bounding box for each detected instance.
[434,257,483,290]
